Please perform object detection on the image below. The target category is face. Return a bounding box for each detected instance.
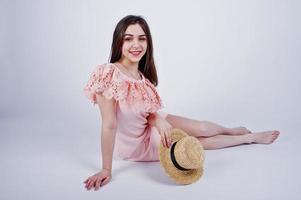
[121,24,147,64]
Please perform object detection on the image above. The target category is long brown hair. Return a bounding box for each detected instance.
[109,15,158,86]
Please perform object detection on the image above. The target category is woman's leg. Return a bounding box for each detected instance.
[165,113,251,138]
[163,113,280,150]
[198,131,280,150]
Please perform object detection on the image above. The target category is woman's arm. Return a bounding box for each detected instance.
[84,94,117,191]
[147,112,173,148]
[97,94,117,172]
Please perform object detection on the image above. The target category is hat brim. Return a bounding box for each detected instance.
[158,128,204,185]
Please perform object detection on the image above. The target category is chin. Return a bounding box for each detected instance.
[128,57,142,63]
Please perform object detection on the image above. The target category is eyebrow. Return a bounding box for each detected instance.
[124,34,147,37]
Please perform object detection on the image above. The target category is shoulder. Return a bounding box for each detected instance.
[91,63,117,75]
[88,62,127,83]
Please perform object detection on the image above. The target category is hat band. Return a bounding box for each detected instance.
[170,141,190,171]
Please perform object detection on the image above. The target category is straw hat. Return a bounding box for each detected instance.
[158,128,205,185]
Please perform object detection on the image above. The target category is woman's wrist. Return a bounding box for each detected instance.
[102,167,112,173]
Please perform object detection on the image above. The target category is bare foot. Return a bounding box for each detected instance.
[251,130,280,144]
[229,126,252,135]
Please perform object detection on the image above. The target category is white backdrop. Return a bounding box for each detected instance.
[1,0,301,129]
[1,0,301,200]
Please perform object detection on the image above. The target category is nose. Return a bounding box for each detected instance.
[132,38,140,47]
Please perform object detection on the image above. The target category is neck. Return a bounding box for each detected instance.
[118,58,139,73]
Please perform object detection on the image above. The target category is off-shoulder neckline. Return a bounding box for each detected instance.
[110,63,145,82]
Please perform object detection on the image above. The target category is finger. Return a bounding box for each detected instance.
[164,130,170,147]
[91,179,98,190]
[87,178,96,190]
[168,128,172,145]
[162,130,168,148]
[85,178,92,188]
[160,132,165,148]
[166,130,171,147]
[84,175,93,184]
[165,130,169,148]
[94,178,102,191]
[100,176,111,186]
[91,179,98,191]
[86,179,93,190]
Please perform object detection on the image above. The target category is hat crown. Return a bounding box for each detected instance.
[174,136,204,169]
[159,128,205,185]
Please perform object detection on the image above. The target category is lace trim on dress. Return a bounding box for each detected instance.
[83,63,164,113]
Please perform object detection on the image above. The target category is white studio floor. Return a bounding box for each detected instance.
[1,117,300,200]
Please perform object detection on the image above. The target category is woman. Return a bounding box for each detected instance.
[83,15,279,191]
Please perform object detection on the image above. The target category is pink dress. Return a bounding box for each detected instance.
[83,63,168,162]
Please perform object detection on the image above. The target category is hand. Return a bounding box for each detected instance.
[155,116,173,148]
[83,169,111,191]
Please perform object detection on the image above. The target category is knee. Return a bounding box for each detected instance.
[198,121,212,137]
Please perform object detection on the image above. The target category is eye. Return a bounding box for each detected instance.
[139,38,146,41]
[124,37,132,41]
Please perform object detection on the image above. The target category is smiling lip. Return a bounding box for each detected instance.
[129,51,142,56]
